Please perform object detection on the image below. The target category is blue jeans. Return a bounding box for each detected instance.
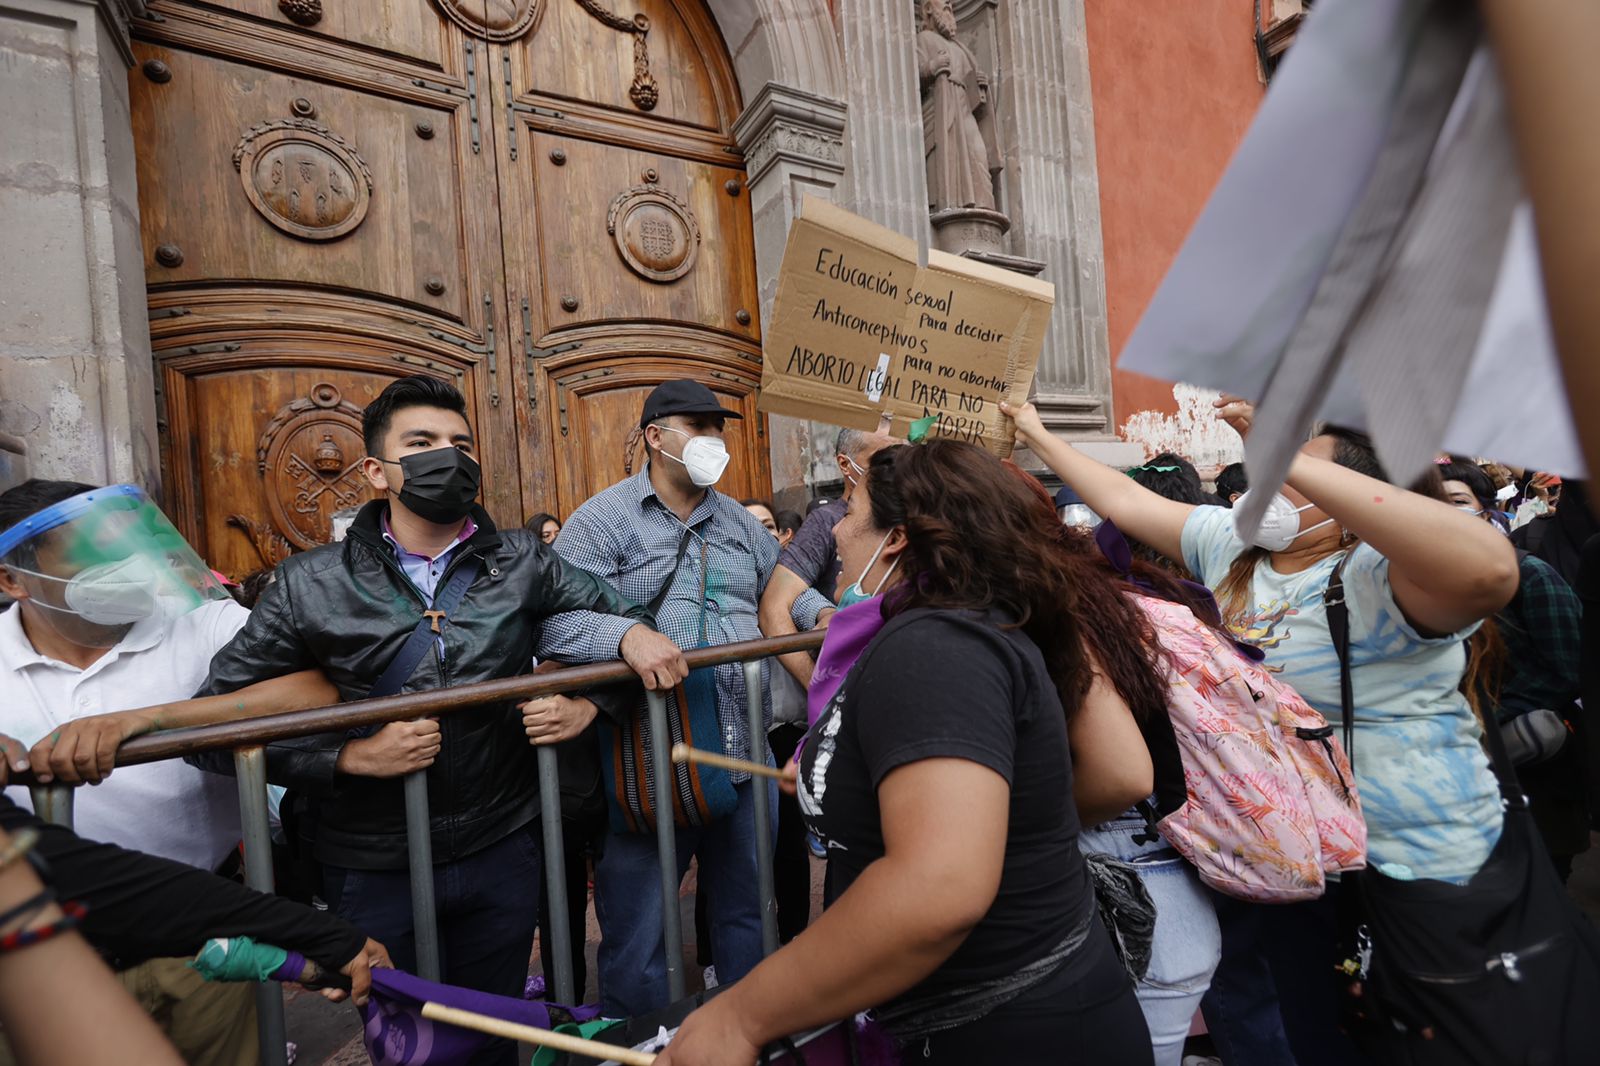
[595,779,774,1016]
[1082,818,1221,1066]
[323,823,543,1066]
[1201,887,1371,1066]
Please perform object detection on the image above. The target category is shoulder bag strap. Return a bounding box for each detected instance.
[647,529,696,618]
[365,555,483,700]
[1323,551,1357,776]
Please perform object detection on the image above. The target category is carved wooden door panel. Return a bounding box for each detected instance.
[130,0,764,576]
[133,2,512,577]
[487,0,768,517]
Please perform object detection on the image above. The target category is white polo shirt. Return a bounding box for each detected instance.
[0,599,249,870]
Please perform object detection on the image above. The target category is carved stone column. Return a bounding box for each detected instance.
[0,0,160,489]
[992,0,1130,460]
[834,0,930,241]
[732,84,850,508]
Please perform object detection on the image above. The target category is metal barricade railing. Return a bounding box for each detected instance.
[20,630,824,1066]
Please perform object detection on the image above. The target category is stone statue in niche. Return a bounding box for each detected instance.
[917,0,1011,257]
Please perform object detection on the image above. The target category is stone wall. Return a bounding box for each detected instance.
[0,0,155,493]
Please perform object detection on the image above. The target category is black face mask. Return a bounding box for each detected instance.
[386,448,482,525]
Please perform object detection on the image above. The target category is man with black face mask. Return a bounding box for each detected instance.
[188,376,685,1058]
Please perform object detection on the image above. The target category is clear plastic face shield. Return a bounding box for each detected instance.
[0,485,231,648]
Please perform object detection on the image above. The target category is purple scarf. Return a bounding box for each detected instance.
[806,595,893,728]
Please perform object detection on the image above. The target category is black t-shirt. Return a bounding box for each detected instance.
[796,607,1093,1002]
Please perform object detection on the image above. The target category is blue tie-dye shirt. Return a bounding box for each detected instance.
[1182,506,1502,881]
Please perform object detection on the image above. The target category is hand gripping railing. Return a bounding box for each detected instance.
[20,630,823,1066]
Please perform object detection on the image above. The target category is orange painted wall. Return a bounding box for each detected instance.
[1083,3,1265,427]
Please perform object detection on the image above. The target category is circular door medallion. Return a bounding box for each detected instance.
[232,119,374,241]
[606,186,702,283]
[434,0,545,41]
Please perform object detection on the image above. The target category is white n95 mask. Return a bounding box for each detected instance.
[1233,491,1334,553]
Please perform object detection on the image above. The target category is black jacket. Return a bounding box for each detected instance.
[1,796,365,971]
[189,502,651,870]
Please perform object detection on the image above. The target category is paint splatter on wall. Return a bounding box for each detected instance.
[1120,383,1244,475]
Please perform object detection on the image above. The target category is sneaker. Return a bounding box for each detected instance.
[702,965,718,989]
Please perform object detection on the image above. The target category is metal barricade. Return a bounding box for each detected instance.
[11,630,822,1053]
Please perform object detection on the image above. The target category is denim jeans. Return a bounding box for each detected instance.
[595,779,775,1016]
[1202,886,1371,1066]
[1081,817,1221,1066]
[323,823,542,1066]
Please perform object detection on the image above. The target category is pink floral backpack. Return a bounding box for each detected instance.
[1132,592,1367,902]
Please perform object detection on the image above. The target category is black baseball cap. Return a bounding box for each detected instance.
[639,379,743,429]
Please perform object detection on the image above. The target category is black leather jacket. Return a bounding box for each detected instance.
[189,501,651,870]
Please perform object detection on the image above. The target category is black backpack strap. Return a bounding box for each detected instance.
[1323,551,1356,775]
[365,555,483,700]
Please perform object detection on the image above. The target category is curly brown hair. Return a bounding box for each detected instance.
[865,440,1171,724]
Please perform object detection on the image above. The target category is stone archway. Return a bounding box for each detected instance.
[703,0,851,499]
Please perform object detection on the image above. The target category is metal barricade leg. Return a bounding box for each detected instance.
[536,744,577,1005]
[233,747,288,1066]
[403,770,442,982]
[744,660,779,956]
[646,690,686,1003]
[28,784,74,829]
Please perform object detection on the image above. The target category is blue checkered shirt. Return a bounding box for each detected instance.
[537,470,780,775]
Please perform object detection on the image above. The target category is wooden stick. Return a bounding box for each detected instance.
[670,743,793,781]
[419,1002,655,1065]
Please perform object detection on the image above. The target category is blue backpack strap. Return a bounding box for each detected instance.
[365,556,483,700]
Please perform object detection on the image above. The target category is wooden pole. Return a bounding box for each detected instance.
[418,1002,656,1065]
[670,743,793,781]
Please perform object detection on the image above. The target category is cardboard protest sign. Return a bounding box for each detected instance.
[758,197,1054,456]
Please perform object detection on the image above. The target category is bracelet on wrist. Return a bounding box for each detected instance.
[0,887,56,936]
[0,899,85,955]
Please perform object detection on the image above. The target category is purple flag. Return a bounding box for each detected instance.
[361,969,601,1065]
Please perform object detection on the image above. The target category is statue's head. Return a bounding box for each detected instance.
[922,0,957,39]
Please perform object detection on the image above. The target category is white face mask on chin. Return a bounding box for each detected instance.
[1233,490,1335,552]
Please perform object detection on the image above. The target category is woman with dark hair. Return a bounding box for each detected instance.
[1442,463,1587,880]
[1003,399,1518,1065]
[658,440,1161,1065]
[524,511,561,545]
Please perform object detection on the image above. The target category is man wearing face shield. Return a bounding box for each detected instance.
[185,376,685,1059]
[542,379,781,1016]
[0,480,263,1063]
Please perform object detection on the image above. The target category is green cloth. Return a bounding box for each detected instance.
[190,936,289,983]
[530,1018,625,1066]
[907,414,938,443]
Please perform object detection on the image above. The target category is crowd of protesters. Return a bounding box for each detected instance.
[1,370,1594,1066]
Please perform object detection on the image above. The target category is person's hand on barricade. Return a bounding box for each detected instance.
[620,625,689,690]
[653,991,761,1066]
[322,937,392,1008]
[522,695,598,745]
[0,734,27,787]
[1213,394,1255,439]
[335,719,441,777]
[26,710,158,786]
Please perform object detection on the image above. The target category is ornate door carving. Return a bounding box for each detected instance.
[132,0,763,577]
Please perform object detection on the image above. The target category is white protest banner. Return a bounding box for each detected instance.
[758,197,1054,456]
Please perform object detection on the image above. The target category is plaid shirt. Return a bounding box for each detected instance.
[538,469,779,773]
[1492,553,1583,720]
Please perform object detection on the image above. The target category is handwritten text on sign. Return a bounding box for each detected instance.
[758,199,1054,456]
